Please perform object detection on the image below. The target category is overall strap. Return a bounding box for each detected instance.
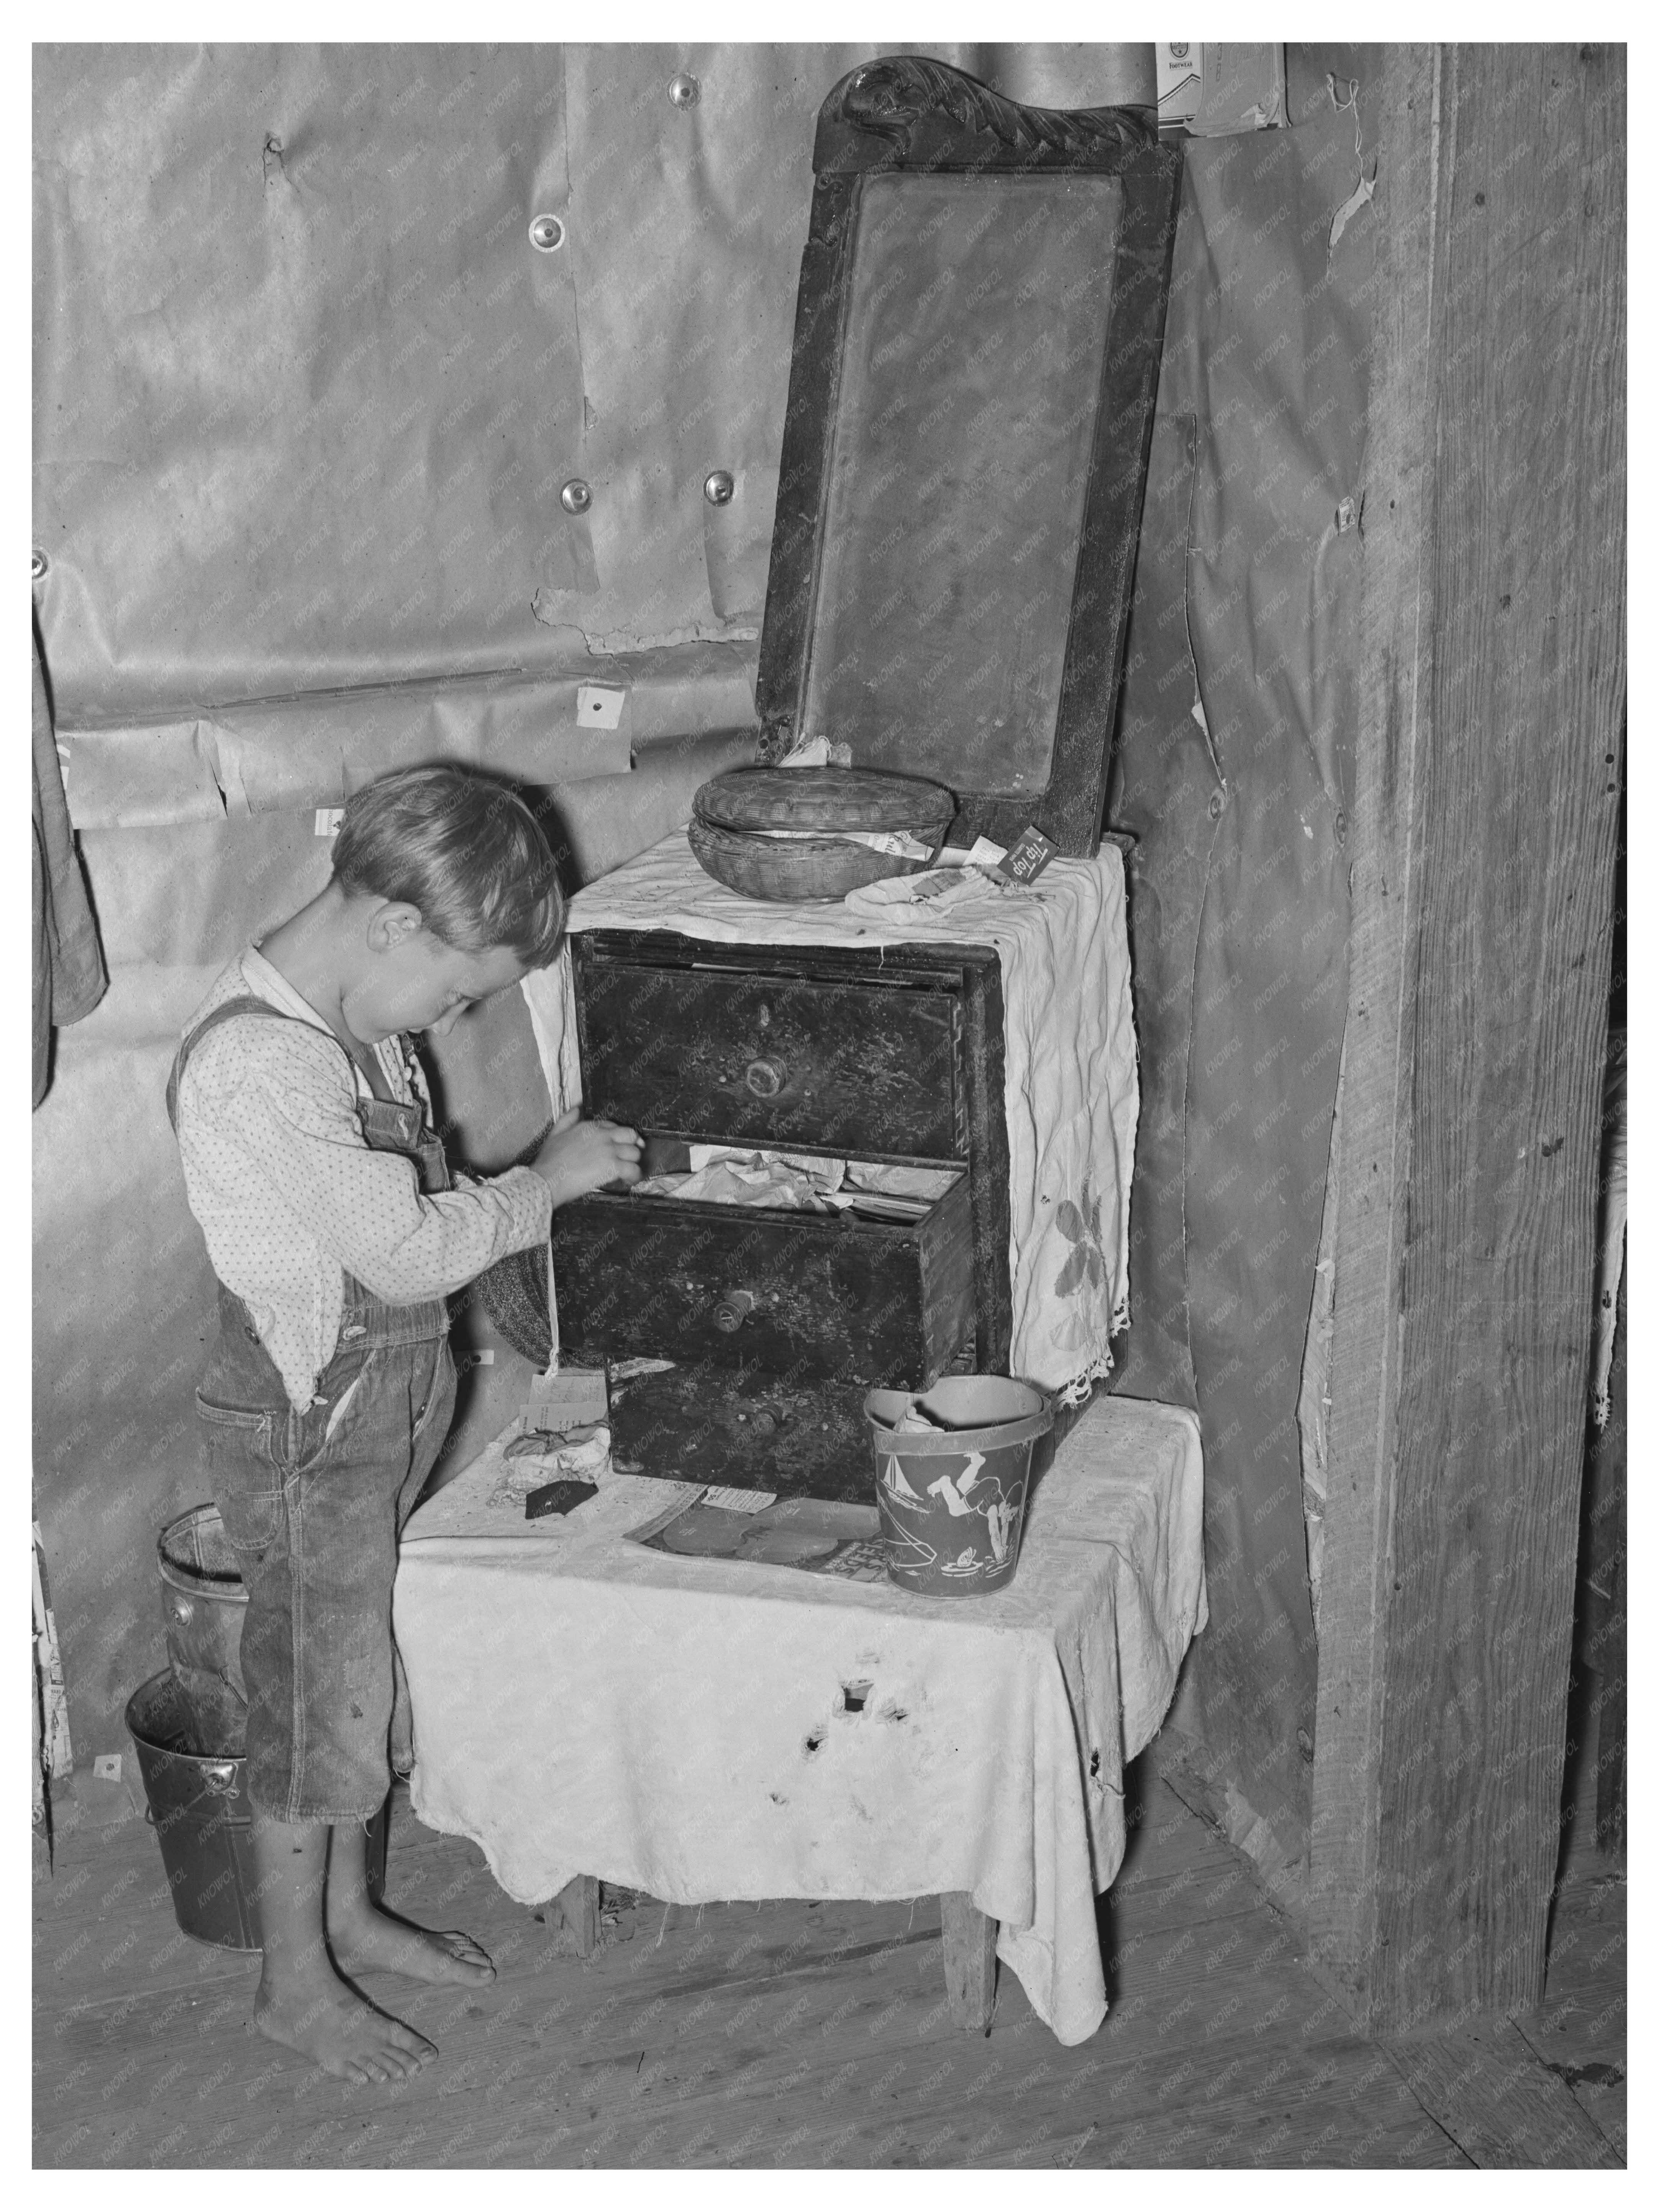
[166,993,446,1190]
[164,995,319,1134]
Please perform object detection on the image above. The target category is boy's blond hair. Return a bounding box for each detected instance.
[332,766,565,968]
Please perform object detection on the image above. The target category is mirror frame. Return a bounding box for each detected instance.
[754,56,1183,856]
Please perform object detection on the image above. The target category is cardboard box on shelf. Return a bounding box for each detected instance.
[1157,44,1285,136]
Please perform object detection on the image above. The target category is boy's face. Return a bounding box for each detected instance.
[346,912,528,1042]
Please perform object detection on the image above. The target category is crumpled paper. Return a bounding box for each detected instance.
[487,1424,612,1509]
[633,1148,843,1210]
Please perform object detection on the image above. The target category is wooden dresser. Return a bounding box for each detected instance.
[549,929,1010,1502]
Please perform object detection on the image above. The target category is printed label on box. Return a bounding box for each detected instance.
[1157,43,1203,127]
[998,826,1060,885]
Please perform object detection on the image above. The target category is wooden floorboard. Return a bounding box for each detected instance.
[1382,2022,1620,2170]
[34,1753,1623,2168]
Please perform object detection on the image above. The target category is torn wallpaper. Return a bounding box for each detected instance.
[1108,46,1378,1853]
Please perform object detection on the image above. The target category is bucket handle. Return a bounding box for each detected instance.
[142,1760,241,1828]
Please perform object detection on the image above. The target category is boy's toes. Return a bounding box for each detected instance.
[254,1982,436,2083]
[360,2032,426,2085]
[440,1932,495,1978]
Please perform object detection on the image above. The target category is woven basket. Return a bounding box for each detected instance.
[689,766,955,903]
[687,817,944,902]
[476,1245,553,1366]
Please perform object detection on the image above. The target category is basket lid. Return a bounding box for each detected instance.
[748,57,1180,859]
[694,765,955,836]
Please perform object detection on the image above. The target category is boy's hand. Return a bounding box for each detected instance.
[531,1107,643,1208]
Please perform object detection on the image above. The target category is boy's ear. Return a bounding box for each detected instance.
[365,900,425,952]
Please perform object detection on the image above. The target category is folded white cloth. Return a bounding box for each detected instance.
[521,829,1137,1397]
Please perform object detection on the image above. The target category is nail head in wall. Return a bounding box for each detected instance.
[668,73,701,109]
[31,549,47,580]
[703,469,735,507]
[528,213,566,253]
[560,479,592,515]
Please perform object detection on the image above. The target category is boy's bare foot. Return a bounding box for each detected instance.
[254,1976,436,2086]
[329,1905,497,1988]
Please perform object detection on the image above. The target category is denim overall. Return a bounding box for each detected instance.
[167,997,456,1823]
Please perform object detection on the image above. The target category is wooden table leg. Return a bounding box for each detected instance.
[545,1873,599,1956]
[940,1892,997,2034]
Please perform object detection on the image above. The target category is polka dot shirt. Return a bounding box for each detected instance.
[174,948,550,1410]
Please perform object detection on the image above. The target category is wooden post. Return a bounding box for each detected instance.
[939,1894,998,2034]
[1311,44,1625,2031]
[546,1873,599,1957]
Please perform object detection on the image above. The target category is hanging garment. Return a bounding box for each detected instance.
[31,620,106,1105]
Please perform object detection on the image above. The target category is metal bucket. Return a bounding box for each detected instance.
[157,1504,248,1753]
[125,1670,387,1950]
[865,1377,1053,1595]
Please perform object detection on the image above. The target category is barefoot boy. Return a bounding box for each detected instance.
[168,766,639,2084]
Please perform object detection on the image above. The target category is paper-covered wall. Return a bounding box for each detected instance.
[33,43,912,825]
[31,41,938,1753]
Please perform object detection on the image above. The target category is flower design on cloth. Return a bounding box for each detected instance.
[1054,1182,1110,1299]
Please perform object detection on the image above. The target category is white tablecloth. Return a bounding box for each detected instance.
[397,1393,1205,2046]
[520,830,1138,1399]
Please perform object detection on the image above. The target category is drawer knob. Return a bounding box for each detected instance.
[745,1058,784,1098]
[713,1290,757,1333]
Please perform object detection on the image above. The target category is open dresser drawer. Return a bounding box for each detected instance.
[551,1168,974,1384]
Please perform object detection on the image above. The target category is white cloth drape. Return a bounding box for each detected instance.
[399,1392,1204,2046]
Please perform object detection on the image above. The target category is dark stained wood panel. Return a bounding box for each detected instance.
[606,1363,874,1502]
[575,950,967,1161]
[552,1171,974,1386]
[569,931,1013,1383]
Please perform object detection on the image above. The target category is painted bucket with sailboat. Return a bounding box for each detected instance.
[864,1377,1053,1595]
